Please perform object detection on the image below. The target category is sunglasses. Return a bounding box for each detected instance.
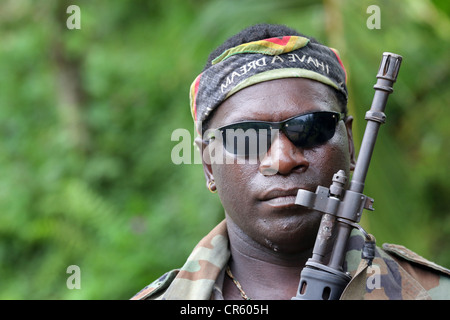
[207,111,346,157]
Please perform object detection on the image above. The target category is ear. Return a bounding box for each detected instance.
[344,116,356,171]
[194,136,216,191]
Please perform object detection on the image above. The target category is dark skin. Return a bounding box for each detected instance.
[196,78,356,300]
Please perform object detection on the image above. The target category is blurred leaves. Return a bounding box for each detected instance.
[0,0,448,299]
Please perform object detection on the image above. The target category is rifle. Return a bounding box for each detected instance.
[292,52,403,300]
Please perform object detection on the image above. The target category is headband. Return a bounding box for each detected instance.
[189,36,347,133]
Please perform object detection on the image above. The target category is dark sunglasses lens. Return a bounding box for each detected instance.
[219,112,340,156]
[284,112,339,148]
[221,123,272,157]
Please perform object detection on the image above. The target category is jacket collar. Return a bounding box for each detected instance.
[143,220,432,300]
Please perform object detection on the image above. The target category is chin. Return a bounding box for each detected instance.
[256,213,321,254]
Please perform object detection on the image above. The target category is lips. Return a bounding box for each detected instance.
[260,188,299,200]
[259,188,300,208]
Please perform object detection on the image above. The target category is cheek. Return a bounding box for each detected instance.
[307,126,351,183]
[212,161,258,213]
[206,141,256,214]
[333,125,352,168]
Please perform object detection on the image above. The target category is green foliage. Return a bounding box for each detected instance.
[0,0,448,299]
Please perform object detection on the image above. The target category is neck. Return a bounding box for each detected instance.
[223,218,313,300]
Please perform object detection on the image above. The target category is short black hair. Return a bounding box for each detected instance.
[201,24,347,133]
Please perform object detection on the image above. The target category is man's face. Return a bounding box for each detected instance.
[201,78,355,254]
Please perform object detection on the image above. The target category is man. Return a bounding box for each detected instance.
[132,24,450,300]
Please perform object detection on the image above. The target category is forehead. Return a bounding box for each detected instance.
[209,78,341,128]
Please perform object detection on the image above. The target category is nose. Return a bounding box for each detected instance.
[259,132,310,176]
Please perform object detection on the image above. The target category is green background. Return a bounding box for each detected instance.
[0,0,449,299]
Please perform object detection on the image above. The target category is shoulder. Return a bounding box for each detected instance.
[382,243,450,276]
[130,269,179,300]
[381,243,450,299]
[342,239,450,300]
[130,220,230,300]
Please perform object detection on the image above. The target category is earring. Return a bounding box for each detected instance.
[207,180,217,193]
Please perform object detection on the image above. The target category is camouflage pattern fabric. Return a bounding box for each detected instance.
[131,220,450,300]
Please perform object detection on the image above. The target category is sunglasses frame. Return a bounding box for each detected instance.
[206,111,347,157]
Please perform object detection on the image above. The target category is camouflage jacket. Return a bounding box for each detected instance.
[132,220,450,300]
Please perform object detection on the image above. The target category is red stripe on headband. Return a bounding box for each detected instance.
[330,48,347,83]
[264,36,292,46]
[192,74,202,122]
